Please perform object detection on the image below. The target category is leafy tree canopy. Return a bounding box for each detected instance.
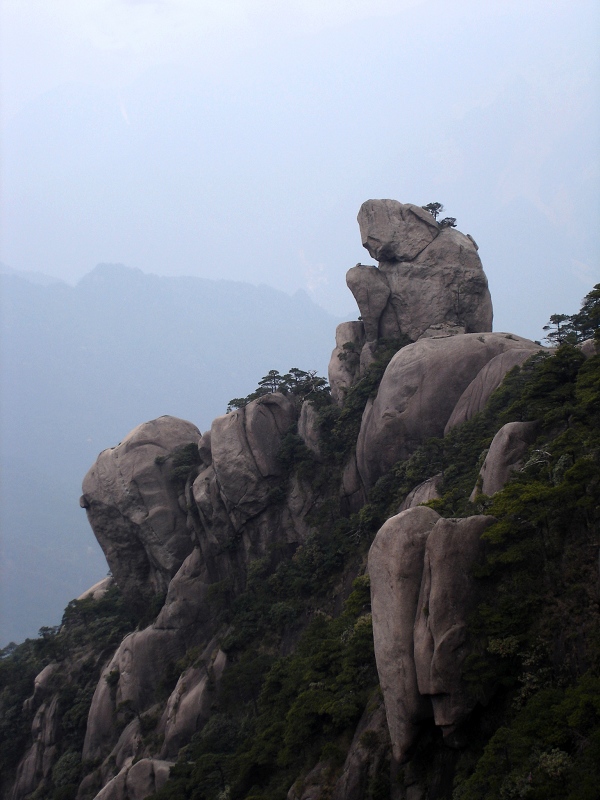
[227,367,329,412]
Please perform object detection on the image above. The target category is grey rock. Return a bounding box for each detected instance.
[445,347,542,434]
[368,507,440,762]
[22,663,59,714]
[340,454,366,514]
[10,693,60,800]
[471,421,538,500]
[346,266,390,341]
[81,416,201,603]
[413,516,495,735]
[348,205,494,345]
[379,227,492,342]
[93,759,172,800]
[197,430,212,466]
[77,576,115,602]
[83,627,185,763]
[398,475,442,513]
[155,547,214,632]
[328,321,365,405]
[287,761,336,800]
[357,333,541,489]
[357,200,439,262]
[359,341,379,376]
[298,400,321,458]
[419,322,466,339]
[210,393,296,527]
[330,700,389,800]
[159,647,227,758]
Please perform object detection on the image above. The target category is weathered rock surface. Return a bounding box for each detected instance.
[369,512,495,761]
[159,646,227,758]
[330,700,389,800]
[83,627,185,763]
[81,416,201,603]
[288,698,389,800]
[471,421,538,500]
[10,694,60,800]
[298,400,322,458]
[340,454,366,514]
[350,201,493,343]
[445,346,542,434]
[346,266,391,342]
[369,508,440,762]
[413,515,495,736]
[398,475,442,513]
[77,576,115,601]
[77,392,319,791]
[357,200,439,263]
[357,333,541,489]
[208,393,296,527]
[328,321,365,405]
[93,759,172,800]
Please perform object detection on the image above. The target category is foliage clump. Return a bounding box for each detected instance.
[0,585,140,799]
[543,284,600,345]
[227,367,330,413]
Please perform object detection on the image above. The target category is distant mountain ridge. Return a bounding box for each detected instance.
[0,264,339,644]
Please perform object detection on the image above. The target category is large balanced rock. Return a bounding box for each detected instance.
[358,200,439,262]
[81,416,201,603]
[356,333,541,489]
[350,200,493,343]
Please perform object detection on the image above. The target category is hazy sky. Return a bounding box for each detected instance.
[1,0,599,336]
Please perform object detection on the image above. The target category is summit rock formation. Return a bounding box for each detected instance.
[349,199,492,343]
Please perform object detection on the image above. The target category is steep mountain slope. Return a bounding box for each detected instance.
[0,265,337,644]
[2,203,599,800]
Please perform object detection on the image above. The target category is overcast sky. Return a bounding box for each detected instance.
[1,0,599,336]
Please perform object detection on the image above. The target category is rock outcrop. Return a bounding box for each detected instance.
[93,759,172,800]
[369,510,495,762]
[10,693,60,800]
[445,348,542,433]
[287,698,390,800]
[470,421,539,499]
[369,507,440,762]
[357,200,439,263]
[398,475,442,513]
[328,321,366,405]
[413,516,494,738]
[76,391,319,787]
[356,333,541,489]
[80,416,201,604]
[350,200,493,345]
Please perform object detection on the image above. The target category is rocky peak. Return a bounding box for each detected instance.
[329,199,494,405]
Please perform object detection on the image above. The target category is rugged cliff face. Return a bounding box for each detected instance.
[3,201,599,800]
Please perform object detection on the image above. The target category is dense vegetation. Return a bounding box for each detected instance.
[3,286,600,800]
[0,587,139,799]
